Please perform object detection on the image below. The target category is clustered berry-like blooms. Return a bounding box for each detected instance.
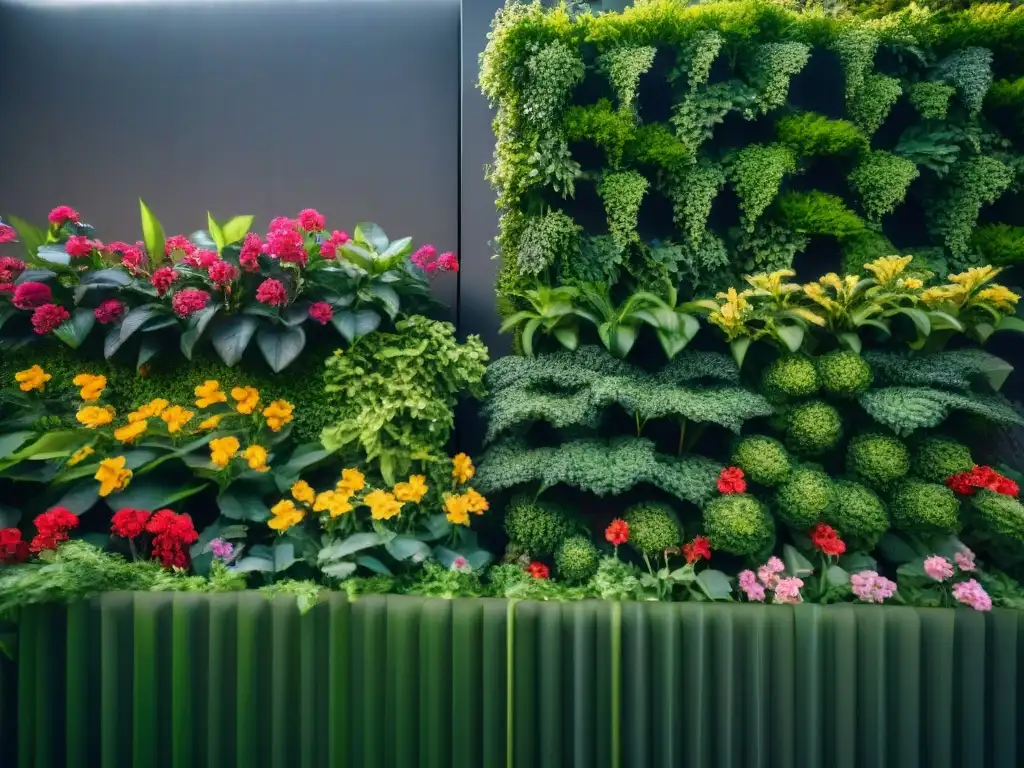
[48,205,80,226]
[151,266,179,296]
[172,288,211,317]
[716,466,747,494]
[268,216,296,231]
[740,556,800,603]
[0,528,29,564]
[319,230,350,259]
[527,561,550,580]
[256,278,288,306]
[145,509,198,569]
[30,506,79,552]
[308,301,333,325]
[849,571,897,603]
[410,245,459,275]
[12,281,52,309]
[924,555,955,582]
[32,303,70,334]
[683,535,712,564]
[239,233,263,272]
[111,508,152,539]
[0,256,26,282]
[605,518,629,546]
[297,208,326,232]
[115,243,146,273]
[264,225,306,266]
[951,579,992,611]
[164,234,196,258]
[946,465,1019,497]
[810,522,846,557]
[94,298,126,324]
[209,538,235,561]
[65,235,95,258]
[955,546,976,572]
[0,224,17,243]
[208,259,239,285]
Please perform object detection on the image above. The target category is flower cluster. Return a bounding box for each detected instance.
[528,561,550,579]
[921,547,990,611]
[443,454,488,526]
[110,507,198,568]
[946,465,1019,497]
[410,245,459,275]
[849,571,897,603]
[716,466,747,494]
[0,528,29,564]
[810,522,846,557]
[738,557,804,604]
[29,506,80,552]
[605,518,629,547]
[682,535,711,564]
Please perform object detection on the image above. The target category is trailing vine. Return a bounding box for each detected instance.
[934,46,993,114]
[849,74,903,135]
[928,155,1013,260]
[671,80,757,154]
[671,31,724,92]
[909,81,957,120]
[743,42,812,116]
[666,162,726,245]
[516,210,582,277]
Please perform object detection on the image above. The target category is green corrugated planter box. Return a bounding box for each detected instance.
[5,593,1023,768]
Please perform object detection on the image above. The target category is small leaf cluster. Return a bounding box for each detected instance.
[598,171,649,248]
[776,112,866,156]
[848,150,920,221]
[728,144,797,231]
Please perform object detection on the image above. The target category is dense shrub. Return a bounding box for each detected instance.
[890,479,962,536]
[785,401,843,456]
[703,493,775,557]
[846,434,911,490]
[817,350,874,398]
[504,497,574,557]
[773,467,835,530]
[912,437,975,483]
[624,502,682,555]
[824,479,890,550]
[555,535,600,582]
[762,355,819,400]
[731,435,791,486]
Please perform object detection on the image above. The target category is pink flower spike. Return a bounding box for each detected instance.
[297,209,326,233]
[924,555,955,582]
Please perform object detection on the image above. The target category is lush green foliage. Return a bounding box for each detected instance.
[703,493,774,556]
[890,478,962,535]
[776,112,865,156]
[846,433,911,490]
[598,171,649,248]
[912,436,975,483]
[731,435,791,487]
[777,191,866,239]
[824,479,889,550]
[859,386,1024,436]
[773,467,835,530]
[785,401,844,455]
[515,211,581,277]
[972,223,1024,266]
[848,151,920,221]
[908,81,957,120]
[816,350,874,398]
[598,45,656,114]
[929,155,1014,261]
[565,100,635,167]
[624,502,682,555]
[555,534,600,582]
[504,496,573,556]
[729,144,797,232]
[762,355,819,400]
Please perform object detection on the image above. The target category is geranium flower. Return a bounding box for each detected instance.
[309,301,333,325]
[810,522,846,557]
[151,267,179,296]
[297,208,326,232]
[738,570,765,601]
[527,562,549,580]
[0,224,17,244]
[951,579,992,611]
[924,555,954,582]
[48,206,80,225]
[683,535,711,564]
[30,506,79,552]
[0,528,29,563]
[146,509,198,568]
[208,259,239,285]
[94,299,126,324]
[65,235,95,258]
[239,233,263,271]
[172,288,211,317]
[605,519,629,546]
[164,235,195,258]
[716,466,747,494]
[111,508,152,539]
[256,278,288,306]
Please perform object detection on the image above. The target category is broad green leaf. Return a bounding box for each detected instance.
[839,552,877,573]
[6,215,45,259]
[273,542,297,572]
[210,315,259,367]
[837,331,862,353]
[207,212,226,252]
[366,284,400,319]
[0,431,33,459]
[896,559,927,580]
[256,325,306,373]
[106,478,208,511]
[139,199,166,267]
[421,514,453,541]
[331,309,380,344]
[7,431,87,461]
[282,304,309,328]
[521,317,541,357]
[234,555,274,573]
[783,544,815,578]
[119,305,167,343]
[995,316,1024,335]
[356,555,393,575]
[353,222,389,252]
[897,307,931,338]
[53,307,95,350]
[218,484,271,521]
[607,323,638,358]
[668,564,697,583]
[826,564,849,587]
[385,535,431,563]
[379,236,412,261]
[0,306,17,332]
[16,268,56,284]
[466,549,493,570]
[36,244,70,267]
[321,561,357,580]
[340,242,374,271]
[0,504,21,528]
[776,324,804,353]
[731,337,751,369]
[878,532,919,565]
[696,569,733,600]
[552,324,579,351]
[220,215,254,246]
[318,533,382,563]
[80,268,132,287]
[54,482,100,514]
[188,230,217,251]
[179,305,220,360]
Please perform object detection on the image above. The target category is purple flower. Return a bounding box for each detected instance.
[954,547,976,572]
[773,577,804,605]
[210,538,234,561]
[850,570,897,604]
[952,579,992,611]
[738,569,765,602]
[924,555,955,582]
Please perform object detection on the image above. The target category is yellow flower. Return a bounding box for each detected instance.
[262,400,294,432]
[268,499,305,532]
[67,445,95,466]
[898,277,923,291]
[198,414,223,431]
[975,285,1020,311]
[314,490,354,518]
[73,373,107,402]
[129,398,169,422]
[242,444,269,472]
[337,468,365,494]
[452,453,475,484]
[393,474,428,503]
[195,380,227,408]
[921,284,967,307]
[15,365,51,392]
[444,494,471,526]
[949,265,998,291]
[209,436,240,467]
[76,405,116,429]
[231,386,261,415]
[364,489,403,520]
[291,480,316,505]
[464,487,489,515]
[114,419,148,443]
[95,456,132,497]
[818,273,845,292]
[745,269,797,295]
[313,490,338,512]
[161,405,194,434]
[864,255,912,284]
[802,282,835,310]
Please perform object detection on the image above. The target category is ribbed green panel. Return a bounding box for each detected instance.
[13,596,1024,768]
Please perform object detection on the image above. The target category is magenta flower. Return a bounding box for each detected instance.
[924,555,955,582]
[209,538,235,561]
[297,208,326,232]
[256,278,288,306]
[0,225,17,244]
[738,570,766,602]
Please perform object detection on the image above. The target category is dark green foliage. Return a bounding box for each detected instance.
[559,235,626,287]
[598,46,657,114]
[598,170,649,248]
[773,467,835,530]
[565,100,635,167]
[475,436,723,507]
[929,155,1013,259]
[728,144,797,231]
[666,162,726,245]
[504,496,574,556]
[986,77,1024,111]
[912,436,975,483]
[735,223,809,274]
[908,81,957,120]
[777,191,866,239]
[555,535,600,582]
[627,124,693,169]
[972,223,1024,266]
[624,502,682,555]
[824,479,890,550]
[522,40,585,130]
[703,493,775,556]
[786,401,844,455]
[731,435,791,486]
[671,80,757,154]
[743,42,811,116]
[890,478,962,535]
[864,350,1014,392]
[817,350,874,398]
[859,387,1024,436]
[672,31,723,91]
[933,47,993,114]
[517,211,582,276]
[406,563,484,599]
[763,355,820,400]
[641,234,731,296]
[849,74,902,135]
[846,433,911,490]
[776,112,866,156]
[971,489,1024,546]
[848,150,920,221]
[840,231,897,275]
[894,125,963,178]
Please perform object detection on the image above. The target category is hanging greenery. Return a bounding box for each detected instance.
[933,46,993,115]
[929,155,1014,260]
[666,162,726,245]
[671,31,724,92]
[728,144,798,232]
[908,81,957,120]
[598,170,649,248]
[516,211,582,277]
[849,73,902,135]
[598,45,657,115]
[776,112,867,156]
[743,42,812,116]
[848,150,920,221]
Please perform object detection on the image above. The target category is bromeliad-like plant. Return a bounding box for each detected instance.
[0,203,456,372]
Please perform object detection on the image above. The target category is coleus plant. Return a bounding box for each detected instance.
[0,202,456,372]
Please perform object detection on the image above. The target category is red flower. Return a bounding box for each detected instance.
[65,235,95,258]
[94,299,126,324]
[319,230,350,260]
[0,224,17,244]
[30,506,79,552]
[411,245,436,270]
[717,466,747,494]
[103,241,147,273]
[810,522,846,557]
[683,535,712,564]
[12,281,52,309]
[0,528,29,564]
[111,508,152,539]
[151,266,179,296]
[264,227,306,266]
[527,561,549,580]
[48,206,80,226]
[207,259,239,285]
[0,256,25,282]
[31,303,70,334]
[309,301,333,325]
[992,475,1020,497]
[946,471,975,495]
[171,288,211,317]
[256,278,288,306]
[605,518,629,546]
[297,208,326,232]
[182,249,218,269]
[164,235,196,258]
[239,233,263,272]
[268,216,297,232]
[437,252,459,272]
[145,509,198,569]
[946,465,1020,498]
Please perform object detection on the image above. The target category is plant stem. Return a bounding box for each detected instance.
[642,552,654,576]
[819,554,827,602]
[635,412,642,437]
[677,418,687,456]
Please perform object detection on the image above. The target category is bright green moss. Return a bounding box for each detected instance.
[773,467,835,530]
[624,502,682,555]
[762,355,820,401]
[817,350,874,398]
[555,535,600,583]
[703,493,775,557]
[731,435,791,486]
[846,433,911,490]
[785,401,843,456]
[503,496,574,557]
[824,479,889,550]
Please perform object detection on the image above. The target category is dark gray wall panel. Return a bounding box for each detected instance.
[0,0,461,315]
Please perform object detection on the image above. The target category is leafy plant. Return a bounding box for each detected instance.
[929,155,1013,258]
[742,42,811,117]
[671,80,757,153]
[734,223,809,274]
[775,112,866,156]
[863,349,1014,391]
[522,41,585,131]
[849,74,902,135]
[565,100,635,167]
[972,223,1024,266]
[665,162,726,246]
[527,136,582,198]
[859,386,1024,436]
[933,46,993,114]
[627,123,694,170]
[728,144,797,231]
[908,81,957,119]
[499,284,595,355]
[597,46,657,114]
[577,282,702,359]
[669,31,723,92]
[848,150,920,220]
[894,125,963,177]
[558,235,626,287]
[777,191,866,239]
[515,211,581,277]
[597,171,649,249]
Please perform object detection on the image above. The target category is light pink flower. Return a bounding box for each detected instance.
[954,547,976,572]
[952,579,992,611]
[850,571,897,604]
[738,570,765,602]
[757,556,785,589]
[924,555,955,582]
[773,577,804,605]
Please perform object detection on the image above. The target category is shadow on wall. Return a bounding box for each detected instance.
[0,0,461,318]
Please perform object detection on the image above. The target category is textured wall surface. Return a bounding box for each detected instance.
[9,593,1024,768]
